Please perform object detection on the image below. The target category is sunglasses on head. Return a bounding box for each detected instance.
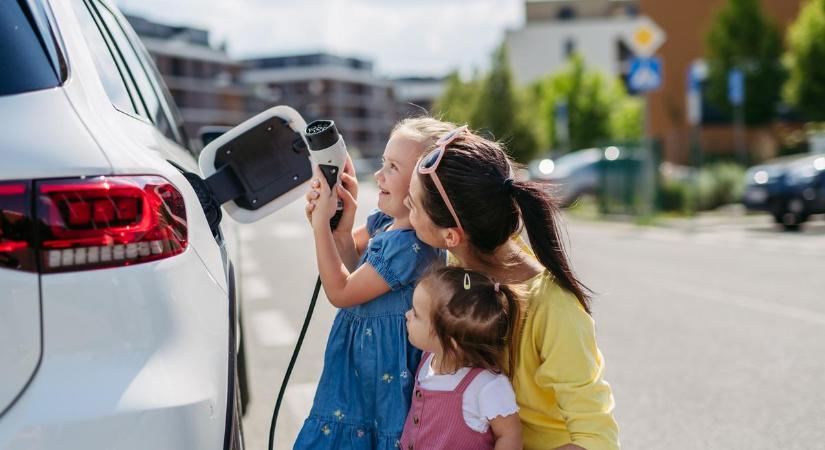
[417,125,468,231]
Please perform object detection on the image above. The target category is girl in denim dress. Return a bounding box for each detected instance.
[296,119,452,449]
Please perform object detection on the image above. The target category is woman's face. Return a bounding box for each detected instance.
[374,134,420,219]
[405,173,447,249]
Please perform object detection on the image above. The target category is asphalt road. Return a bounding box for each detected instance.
[239,183,825,450]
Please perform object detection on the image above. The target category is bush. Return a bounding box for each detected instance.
[658,178,691,213]
[658,162,746,213]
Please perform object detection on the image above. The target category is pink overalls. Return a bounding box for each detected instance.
[398,354,495,450]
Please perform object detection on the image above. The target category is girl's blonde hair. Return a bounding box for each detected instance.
[391,117,456,155]
[420,266,524,378]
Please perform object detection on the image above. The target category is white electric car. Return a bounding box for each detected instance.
[0,1,307,449]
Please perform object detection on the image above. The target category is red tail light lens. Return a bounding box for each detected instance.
[0,181,36,271]
[35,175,187,273]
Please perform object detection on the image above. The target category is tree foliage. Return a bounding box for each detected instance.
[705,0,785,125]
[784,0,825,121]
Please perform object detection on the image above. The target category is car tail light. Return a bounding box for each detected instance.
[0,175,187,274]
[0,181,36,271]
[33,175,187,273]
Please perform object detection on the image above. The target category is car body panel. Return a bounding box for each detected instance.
[0,270,40,417]
[0,251,228,450]
[0,0,244,446]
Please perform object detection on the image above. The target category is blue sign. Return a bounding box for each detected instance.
[728,68,744,105]
[628,57,663,93]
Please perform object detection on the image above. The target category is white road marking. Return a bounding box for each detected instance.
[243,276,272,300]
[284,382,317,421]
[242,257,261,275]
[252,309,298,347]
[657,282,825,327]
[270,222,309,239]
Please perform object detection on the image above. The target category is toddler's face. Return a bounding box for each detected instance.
[405,281,440,353]
[375,134,420,219]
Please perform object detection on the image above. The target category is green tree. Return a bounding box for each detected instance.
[531,54,639,151]
[784,0,825,121]
[705,0,785,125]
[470,45,539,163]
[433,71,480,125]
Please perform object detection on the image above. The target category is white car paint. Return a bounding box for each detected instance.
[0,0,253,449]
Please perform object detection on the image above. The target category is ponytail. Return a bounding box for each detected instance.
[510,180,592,313]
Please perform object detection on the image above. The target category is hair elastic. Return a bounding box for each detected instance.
[494,282,500,293]
[464,273,471,290]
[503,178,515,194]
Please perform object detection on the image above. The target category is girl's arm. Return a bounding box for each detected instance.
[311,166,390,307]
[334,224,368,272]
[313,220,390,307]
[489,414,523,450]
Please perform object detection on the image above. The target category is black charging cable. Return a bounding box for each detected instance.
[267,209,342,450]
[268,275,321,450]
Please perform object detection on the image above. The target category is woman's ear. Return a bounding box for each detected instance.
[441,227,463,249]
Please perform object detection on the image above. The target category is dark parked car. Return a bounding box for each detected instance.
[743,154,825,230]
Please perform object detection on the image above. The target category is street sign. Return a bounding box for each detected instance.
[628,57,662,92]
[686,60,708,126]
[728,68,744,106]
[621,16,666,57]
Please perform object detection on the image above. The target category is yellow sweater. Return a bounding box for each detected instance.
[515,270,619,450]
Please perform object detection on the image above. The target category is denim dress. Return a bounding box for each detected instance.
[293,210,442,450]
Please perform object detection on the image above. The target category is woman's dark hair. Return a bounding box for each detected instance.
[422,267,523,378]
[416,130,592,313]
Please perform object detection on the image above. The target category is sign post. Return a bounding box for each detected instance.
[688,61,708,218]
[728,68,746,165]
[620,17,667,216]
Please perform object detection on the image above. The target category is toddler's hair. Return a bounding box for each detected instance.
[420,266,523,378]
[391,117,456,155]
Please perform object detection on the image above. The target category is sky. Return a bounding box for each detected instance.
[114,0,525,78]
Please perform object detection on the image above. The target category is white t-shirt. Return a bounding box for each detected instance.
[416,353,519,433]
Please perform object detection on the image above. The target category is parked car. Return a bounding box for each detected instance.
[529,146,647,207]
[528,148,603,206]
[0,1,281,448]
[743,153,825,230]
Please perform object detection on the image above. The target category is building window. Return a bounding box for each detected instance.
[170,58,184,77]
[557,6,576,20]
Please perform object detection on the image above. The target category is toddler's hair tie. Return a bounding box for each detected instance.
[494,282,500,293]
[464,272,471,290]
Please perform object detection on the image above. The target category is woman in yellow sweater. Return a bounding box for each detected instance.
[403,125,620,450]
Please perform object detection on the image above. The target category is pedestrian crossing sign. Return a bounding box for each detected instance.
[628,57,662,93]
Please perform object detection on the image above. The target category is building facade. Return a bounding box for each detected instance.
[638,0,802,163]
[506,0,640,86]
[392,76,447,119]
[242,54,398,158]
[126,15,255,151]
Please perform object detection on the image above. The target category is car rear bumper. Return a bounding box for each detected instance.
[0,249,231,450]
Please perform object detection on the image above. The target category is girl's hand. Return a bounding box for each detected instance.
[310,165,339,231]
[334,172,358,235]
[305,177,322,224]
[341,153,359,201]
[305,154,358,228]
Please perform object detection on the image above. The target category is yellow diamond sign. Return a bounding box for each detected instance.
[622,16,666,57]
